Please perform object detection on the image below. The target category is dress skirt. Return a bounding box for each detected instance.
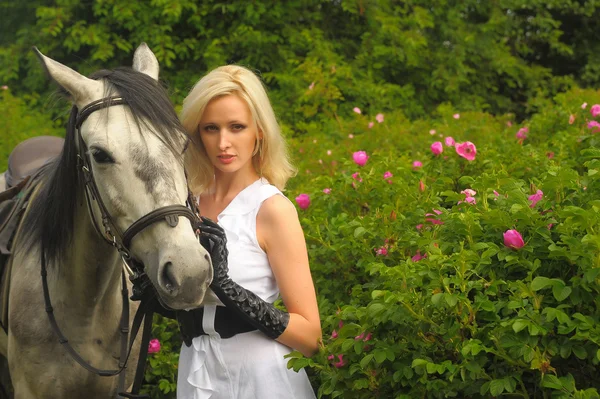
[177,305,316,399]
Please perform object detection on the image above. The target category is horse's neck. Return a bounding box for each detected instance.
[53,193,122,309]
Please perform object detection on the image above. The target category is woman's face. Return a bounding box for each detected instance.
[198,94,260,177]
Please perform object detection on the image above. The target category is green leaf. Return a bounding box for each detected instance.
[374,350,387,364]
[489,379,505,396]
[431,292,444,306]
[445,294,458,307]
[513,319,528,333]
[411,359,428,368]
[353,227,366,238]
[504,377,517,393]
[572,346,587,360]
[531,276,552,291]
[542,375,563,390]
[552,285,572,302]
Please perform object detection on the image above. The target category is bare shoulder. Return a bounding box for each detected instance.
[256,194,302,251]
[259,194,298,223]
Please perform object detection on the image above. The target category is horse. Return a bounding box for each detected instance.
[0,43,213,399]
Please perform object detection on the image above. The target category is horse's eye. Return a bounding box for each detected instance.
[91,148,114,164]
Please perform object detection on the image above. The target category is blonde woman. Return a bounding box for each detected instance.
[177,65,321,399]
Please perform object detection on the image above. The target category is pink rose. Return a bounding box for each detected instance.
[458,189,476,205]
[327,150,332,155]
[412,160,422,169]
[516,127,528,140]
[355,332,372,341]
[546,152,554,159]
[455,141,477,161]
[503,229,524,249]
[376,113,384,123]
[352,172,363,182]
[582,102,588,109]
[368,122,374,129]
[587,121,600,133]
[493,190,500,197]
[528,189,543,208]
[308,81,315,90]
[425,209,443,225]
[1,85,7,91]
[331,330,338,339]
[416,224,423,230]
[375,246,388,256]
[429,129,436,135]
[333,354,346,368]
[445,136,455,146]
[419,180,425,192]
[323,188,332,194]
[591,104,600,118]
[295,194,311,210]
[411,250,427,262]
[453,113,460,119]
[383,171,393,179]
[348,134,354,139]
[148,339,161,354]
[569,114,575,125]
[353,151,369,166]
[353,107,362,114]
[431,141,443,155]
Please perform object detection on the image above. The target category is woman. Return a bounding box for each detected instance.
[177,65,321,399]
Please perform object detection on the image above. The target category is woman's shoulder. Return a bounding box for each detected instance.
[257,191,297,227]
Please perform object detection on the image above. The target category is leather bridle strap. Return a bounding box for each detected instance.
[75,97,127,129]
[122,205,200,249]
[40,251,134,377]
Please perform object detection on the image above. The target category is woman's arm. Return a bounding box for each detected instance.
[257,195,322,357]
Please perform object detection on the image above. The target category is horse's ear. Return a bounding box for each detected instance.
[132,43,159,81]
[33,47,102,107]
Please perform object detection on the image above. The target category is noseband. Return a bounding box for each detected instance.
[41,96,201,398]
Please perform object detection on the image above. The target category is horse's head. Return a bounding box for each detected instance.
[34,44,213,310]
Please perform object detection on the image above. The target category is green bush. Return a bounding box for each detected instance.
[0,87,62,170]
[281,88,600,398]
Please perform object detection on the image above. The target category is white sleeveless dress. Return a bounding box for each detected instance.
[177,178,316,399]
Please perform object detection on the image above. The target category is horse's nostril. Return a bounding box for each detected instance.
[161,262,180,295]
[204,254,210,261]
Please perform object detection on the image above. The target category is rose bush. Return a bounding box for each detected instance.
[283,88,600,398]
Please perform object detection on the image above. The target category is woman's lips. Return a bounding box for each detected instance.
[218,155,235,164]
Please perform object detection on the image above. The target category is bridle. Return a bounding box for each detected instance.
[75,96,199,270]
[40,96,201,398]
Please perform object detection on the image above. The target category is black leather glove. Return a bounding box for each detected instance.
[198,216,289,339]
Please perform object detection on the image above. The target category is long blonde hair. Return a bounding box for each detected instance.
[180,65,296,193]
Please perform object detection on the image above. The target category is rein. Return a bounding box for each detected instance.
[41,96,201,399]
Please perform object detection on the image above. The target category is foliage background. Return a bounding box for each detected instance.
[2,1,600,398]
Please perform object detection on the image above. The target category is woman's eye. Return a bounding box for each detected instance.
[203,125,218,132]
[232,124,245,131]
[91,149,114,164]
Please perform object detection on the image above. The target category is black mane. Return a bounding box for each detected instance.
[21,68,188,266]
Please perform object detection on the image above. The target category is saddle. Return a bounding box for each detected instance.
[0,136,64,331]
